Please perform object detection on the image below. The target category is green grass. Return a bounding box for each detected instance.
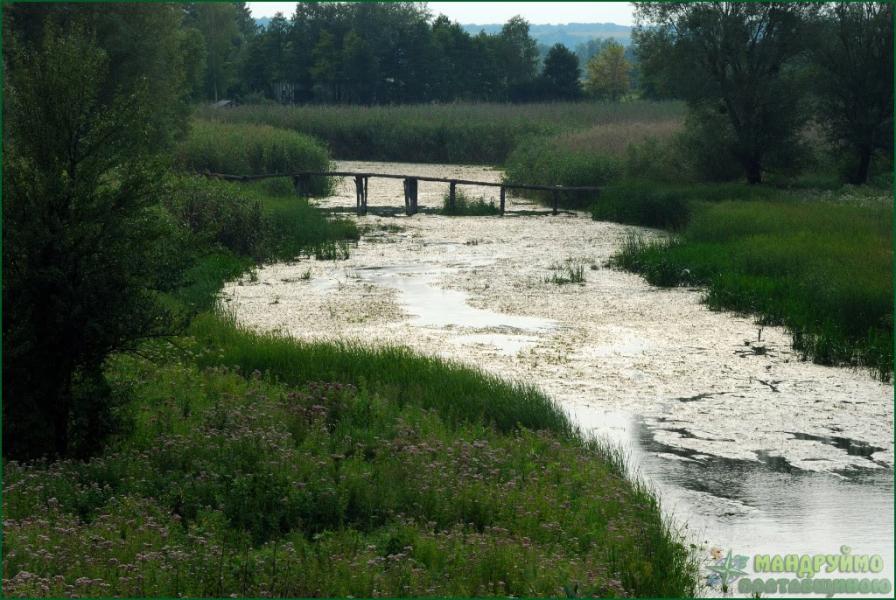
[611,195,893,378]
[440,191,501,216]
[176,120,333,194]
[2,316,698,597]
[162,175,358,314]
[198,101,686,165]
[2,113,701,595]
[546,260,588,285]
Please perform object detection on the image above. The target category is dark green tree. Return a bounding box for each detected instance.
[811,2,893,184]
[498,16,540,100]
[3,20,184,459]
[635,2,812,183]
[540,44,582,100]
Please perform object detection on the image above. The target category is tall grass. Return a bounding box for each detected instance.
[440,191,501,216]
[612,196,893,378]
[162,175,358,313]
[176,120,332,194]
[2,316,699,597]
[198,101,686,164]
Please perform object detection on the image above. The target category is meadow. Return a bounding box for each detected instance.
[197,101,685,165]
[2,118,700,597]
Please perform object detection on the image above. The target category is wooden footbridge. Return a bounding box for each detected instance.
[207,170,600,216]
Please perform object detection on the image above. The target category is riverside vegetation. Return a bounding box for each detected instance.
[3,15,698,596]
[4,4,891,597]
[2,119,699,597]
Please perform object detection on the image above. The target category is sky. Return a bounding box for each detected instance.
[246,2,635,25]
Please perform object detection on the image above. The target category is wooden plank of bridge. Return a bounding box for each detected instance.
[449,180,457,212]
[499,186,506,216]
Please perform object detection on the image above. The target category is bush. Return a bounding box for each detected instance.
[504,137,621,209]
[176,120,332,195]
[164,176,266,258]
[440,191,501,216]
[592,184,692,229]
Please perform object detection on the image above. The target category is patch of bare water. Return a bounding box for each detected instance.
[223,161,894,592]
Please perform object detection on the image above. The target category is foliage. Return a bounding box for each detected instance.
[2,23,184,459]
[810,2,894,184]
[592,185,692,230]
[2,318,699,596]
[634,2,813,183]
[3,2,199,149]
[539,44,582,100]
[585,40,630,100]
[611,194,893,378]
[200,100,686,164]
[176,120,332,193]
[440,191,501,216]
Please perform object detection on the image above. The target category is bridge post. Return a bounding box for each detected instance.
[403,178,418,215]
[449,180,457,213]
[355,175,368,216]
[552,188,559,215]
[293,174,310,198]
[499,186,506,216]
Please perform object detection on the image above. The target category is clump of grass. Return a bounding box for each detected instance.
[176,120,332,195]
[545,260,587,285]
[440,191,501,216]
[312,240,351,261]
[611,198,893,379]
[2,316,699,597]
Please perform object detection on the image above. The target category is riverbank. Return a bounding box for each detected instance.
[2,167,700,597]
[220,160,893,586]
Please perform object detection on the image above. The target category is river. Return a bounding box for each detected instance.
[223,161,894,595]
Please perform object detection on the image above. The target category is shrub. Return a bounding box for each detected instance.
[164,176,266,258]
[440,191,501,216]
[176,120,332,195]
[592,184,692,229]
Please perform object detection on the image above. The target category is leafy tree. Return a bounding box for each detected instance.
[498,16,540,99]
[635,2,812,183]
[310,30,342,101]
[243,12,291,98]
[811,2,893,184]
[187,3,243,101]
[341,30,379,104]
[585,40,630,100]
[3,21,184,459]
[540,44,582,100]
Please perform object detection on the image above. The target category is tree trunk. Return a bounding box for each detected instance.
[744,156,762,184]
[53,385,71,457]
[851,145,872,185]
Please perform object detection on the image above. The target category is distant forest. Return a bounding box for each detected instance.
[185,2,631,104]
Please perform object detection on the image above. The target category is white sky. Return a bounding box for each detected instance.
[246,2,635,25]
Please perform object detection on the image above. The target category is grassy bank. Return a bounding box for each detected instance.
[2,324,699,598]
[607,189,893,379]
[198,101,685,165]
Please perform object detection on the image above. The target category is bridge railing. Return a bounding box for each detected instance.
[203,170,600,216]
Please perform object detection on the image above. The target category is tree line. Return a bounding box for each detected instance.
[207,2,615,103]
[635,2,893,184]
